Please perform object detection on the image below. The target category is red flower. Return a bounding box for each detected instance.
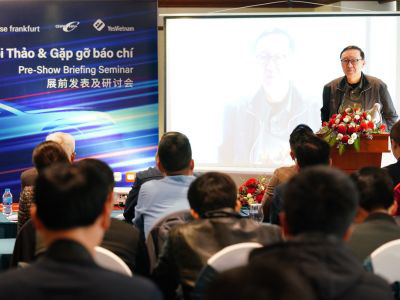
[360,121,368,131]
[341,135,350,143]
[332,114,337,119]
[347,126,356,134]
[255,194,263,203]
[247,188,256,194]
[380,124,386,132]
[328,119,335,128]
[337,124,347,134]
[322,122,328,127]
[367,121,374,129]
[355,125,361,132]
[245,178,257,186]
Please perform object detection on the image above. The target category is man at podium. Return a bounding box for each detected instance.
[321,45,397,130]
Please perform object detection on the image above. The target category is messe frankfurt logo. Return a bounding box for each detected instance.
[93,19,105,31]
[55,21,80,32]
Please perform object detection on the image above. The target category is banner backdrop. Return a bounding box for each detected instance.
[0,1,158,195]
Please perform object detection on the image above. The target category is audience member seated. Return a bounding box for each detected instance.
[134,132,195,238]
[269,134,330,225]
[385,119,400,186]
[18,141,70,231]
[124,167,163,223]
[20,132,76,191]
[0,161,161,300]
[250,166,393,300]
[76,159,149,275]
[152,172,282,300]
[206,261,316,300]
[348,167,400,263]
[262,124,313,220]
[12,159,149,275]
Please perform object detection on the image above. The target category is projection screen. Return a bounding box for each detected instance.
[165,13,400,172]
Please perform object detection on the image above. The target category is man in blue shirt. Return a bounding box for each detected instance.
[134,132,195,238]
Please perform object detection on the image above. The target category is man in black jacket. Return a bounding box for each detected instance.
[0,161,161,300]
[153,172,282,300]
[251,166,393,300]
[321,45,397,130]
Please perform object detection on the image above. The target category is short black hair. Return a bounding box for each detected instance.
[188,172,237,217]
[206,263,315,300]
[340,45,365,60]
[34,160,112,230]
[32,141,70,172]
[75,159,115,193]
[289,124,313,148]
[351,167,394,211]
[390,120,400,145]
[283,166,358,238]
[158,132,192,173]
[294,135,330,169]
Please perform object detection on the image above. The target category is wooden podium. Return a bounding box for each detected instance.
[329,133,390,174]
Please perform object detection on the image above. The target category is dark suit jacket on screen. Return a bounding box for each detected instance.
[1,239,161,300]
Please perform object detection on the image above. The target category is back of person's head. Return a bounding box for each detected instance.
[390,120,400,146]
[75,159,115,194]
[46,132,75,160]
[289,124,313,148]
[351,167,393,212]
[283,166,358,238]
[188,172,237,217]
[206,263,315,300]
[32,141,70,172]
[34,160,112,230]
[294,135,330,169]
[157,132,192,174]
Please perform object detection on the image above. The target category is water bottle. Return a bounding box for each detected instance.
[2,188,12,216]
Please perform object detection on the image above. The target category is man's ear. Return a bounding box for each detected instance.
[234,200,241,212]
[100,191,113,230]
[189,159,194,171]
[279,212,290,239]
[343,227,353,241]
[30,204,44,231]
[157,159,166,175]
[289,150,295,161]
[190,209,200,220]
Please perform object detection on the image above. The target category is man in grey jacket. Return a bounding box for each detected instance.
[321,45,397,130]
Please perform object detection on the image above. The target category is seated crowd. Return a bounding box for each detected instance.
[3,121,400,300]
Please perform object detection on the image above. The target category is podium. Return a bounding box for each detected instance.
[329,134,390,174]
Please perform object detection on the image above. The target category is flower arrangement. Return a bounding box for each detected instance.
[318,107,386,155]
[237,177,269,207]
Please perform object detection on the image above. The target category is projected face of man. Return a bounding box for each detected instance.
[255,33,292,103]
[340,49,365,84]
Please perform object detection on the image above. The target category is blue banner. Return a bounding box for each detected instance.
[0,1,158,195]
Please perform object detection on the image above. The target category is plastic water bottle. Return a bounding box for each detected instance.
[2,188,12,216]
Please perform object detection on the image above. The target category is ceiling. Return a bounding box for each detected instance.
[158,0,394,8]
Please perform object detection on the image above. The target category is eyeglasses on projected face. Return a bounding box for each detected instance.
[340,58,363,65]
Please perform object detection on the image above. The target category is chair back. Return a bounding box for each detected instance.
[94,246,132,277]
[368,238,400,283]
[193,242,262,300]
[146,209,193,271]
